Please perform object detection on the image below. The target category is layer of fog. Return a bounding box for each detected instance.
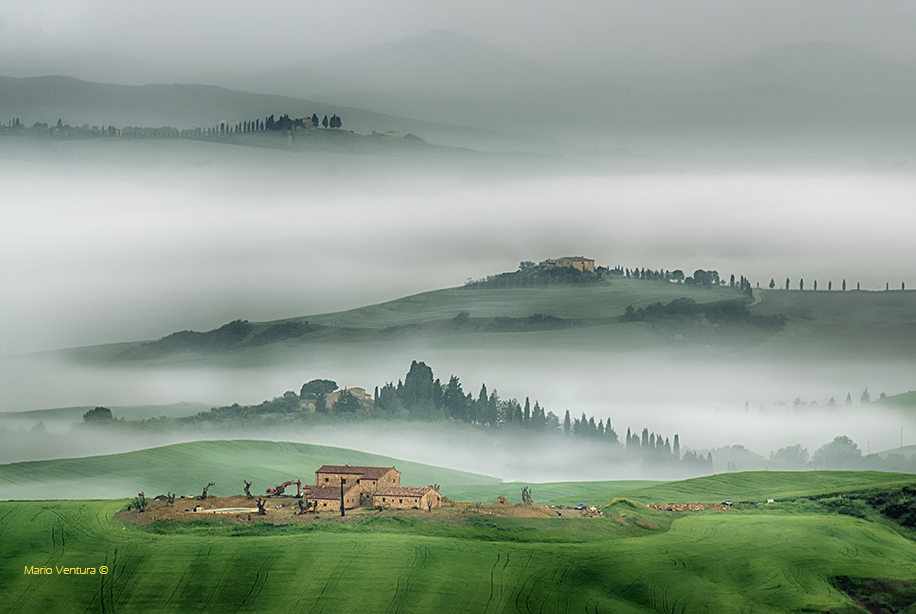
[3,1,913,84]
[1,340,913,471]
[1,400,912,489]
[2,159,913,356]
[2,154,913,479]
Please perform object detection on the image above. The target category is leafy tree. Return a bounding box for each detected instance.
[811,435,862,469]
[322,115,329,128]
[842,279,846,291]
[860,388,870,404]
[786,278,790,290]
[769,278,775,289]
[300,379,338,400]
[443,375,468,421]
[314,393,328,414]
[83,406,113,422]
[403,360,437,418]
[672,434,680,459]
[332,390,360,413]
[563,410,571,436]
[845,392,853,407]
[828,281,832,291]
[799,278,804,291]
[375,383,404,414]
[770,444,809,467]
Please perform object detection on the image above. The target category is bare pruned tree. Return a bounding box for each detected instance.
[243,480,252,500]
[166,492,175,507]
[256,498,267,515]
[521,486,533,505]
[200,482,215,500]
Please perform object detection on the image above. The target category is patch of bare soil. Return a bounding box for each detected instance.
[116,497,563,526]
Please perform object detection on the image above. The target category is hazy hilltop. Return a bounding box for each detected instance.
[0,76,541,151]
[3,30,913,159]
[225,31,915,158]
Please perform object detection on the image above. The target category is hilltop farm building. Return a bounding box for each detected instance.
[550,256,596,273]
[305,465,441,511]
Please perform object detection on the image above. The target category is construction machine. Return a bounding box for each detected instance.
[266,479,302,497]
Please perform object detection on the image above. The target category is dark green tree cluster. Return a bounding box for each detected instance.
[685,269,720,287]
[466,261,600,288]
[624,428,694,467]
[373,361,562,430]
[620,298,786,330]
[82,406,113,422]
[624,267,673,281]
[568,410,619,444]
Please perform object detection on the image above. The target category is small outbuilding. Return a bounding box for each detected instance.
[374,486,441,511]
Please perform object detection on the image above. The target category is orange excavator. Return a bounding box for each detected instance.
[266,479,302,497]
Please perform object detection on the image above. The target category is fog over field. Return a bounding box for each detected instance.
[1,1,914,480]
[2,158,913,356]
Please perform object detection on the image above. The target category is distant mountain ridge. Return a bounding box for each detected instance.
[3,32,913,157]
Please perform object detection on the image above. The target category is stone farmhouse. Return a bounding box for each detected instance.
[552,256,596,273]
[306,465,441,511]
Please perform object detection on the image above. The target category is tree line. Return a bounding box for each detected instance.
[2,111,344,141]
[82,360,701,469]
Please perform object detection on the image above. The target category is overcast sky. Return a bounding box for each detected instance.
[2,0,914,78]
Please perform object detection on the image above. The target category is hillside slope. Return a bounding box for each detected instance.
[0,75,537,150]
[2,471,915,612]
[0,440,499,501]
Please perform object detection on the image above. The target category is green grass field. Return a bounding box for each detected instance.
[1,469,914,613]
[447,480,663,506]
[0,440,499,501]
[616,470,916,504]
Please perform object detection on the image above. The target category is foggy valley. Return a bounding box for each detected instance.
[1,3,915,611]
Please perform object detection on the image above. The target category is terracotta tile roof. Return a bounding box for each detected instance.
[316,465,398,479]
[375,486,434,497]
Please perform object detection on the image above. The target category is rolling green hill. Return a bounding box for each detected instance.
[750,289,916,358]
[44,277,913,368]
[614,470,915,504]
[67,278,754,363]
[1,470,914,612]
[0,402,209,427]
[0,440,499,501]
